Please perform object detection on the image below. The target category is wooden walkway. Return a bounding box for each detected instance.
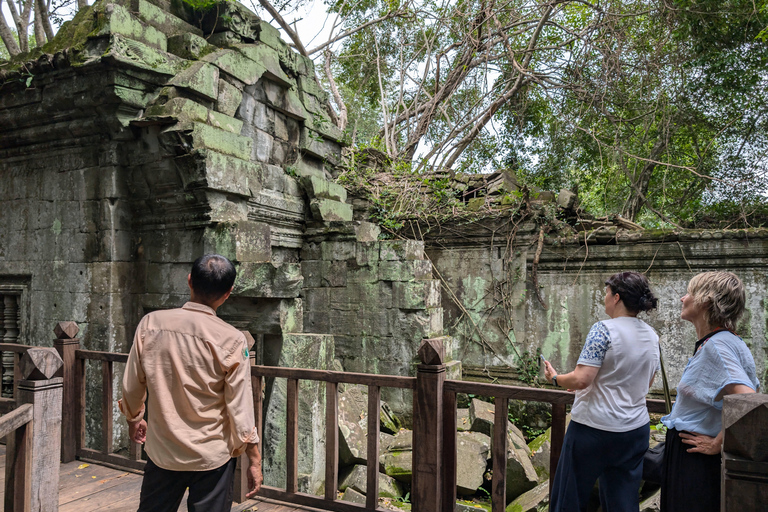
[0,445,320,512]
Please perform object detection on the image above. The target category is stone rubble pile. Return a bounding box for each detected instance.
[335,388,551,511]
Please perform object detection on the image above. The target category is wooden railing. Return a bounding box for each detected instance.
[73,349,145,470]
[1,324,670,512]
[247,365,417,512]
[2,346,64,512]
[0,343,31,415]
[1,402,32,511]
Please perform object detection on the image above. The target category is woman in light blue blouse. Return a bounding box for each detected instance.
[544,271,660,512]
[660,272,758,512]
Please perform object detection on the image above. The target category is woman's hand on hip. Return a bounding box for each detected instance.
[679,431,722,456]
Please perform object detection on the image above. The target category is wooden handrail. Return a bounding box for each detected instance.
[0,343,31,353]
[75,349,129,363]
[252,365,416,389]
[0,403,32,438]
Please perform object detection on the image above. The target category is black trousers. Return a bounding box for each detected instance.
[137,457,237,512]
[549,420,650,512]
[660,428,721,512]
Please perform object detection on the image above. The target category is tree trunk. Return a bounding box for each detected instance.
[36,0,54,43]
[33,6,45,46]
[0,12,21,56]
[623,135,671,221]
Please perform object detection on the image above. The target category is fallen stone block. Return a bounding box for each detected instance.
[528,428,551,479]
[341,487,367,505]
[457,408,471,431]
[505,480,548,512]
[456,431,491,495]
[339,464,404,498]
[381,430,413,483]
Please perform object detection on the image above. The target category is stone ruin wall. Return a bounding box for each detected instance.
[425,221,768,395]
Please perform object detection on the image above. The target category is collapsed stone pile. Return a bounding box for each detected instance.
[334,385,552,511]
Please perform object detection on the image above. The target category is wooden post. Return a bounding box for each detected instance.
[549,402,567,499]
[54,321,80,463]
[721,394,768,512]
[8,347,64,512]
[412,338,446,512]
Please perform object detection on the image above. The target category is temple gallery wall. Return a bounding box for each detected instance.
[1,0,766,492]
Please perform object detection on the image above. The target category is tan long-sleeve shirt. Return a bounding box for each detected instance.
[119,302,259,471]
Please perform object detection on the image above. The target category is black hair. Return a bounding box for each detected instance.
[190,254,236,301]
[605,271,658,313]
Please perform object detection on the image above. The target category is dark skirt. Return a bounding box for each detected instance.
[660,428,721,512]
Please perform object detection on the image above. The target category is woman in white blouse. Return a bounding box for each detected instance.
[544,271,660,512]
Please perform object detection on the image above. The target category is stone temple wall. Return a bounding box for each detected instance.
[0,0,445,485]
[425,223,768,393]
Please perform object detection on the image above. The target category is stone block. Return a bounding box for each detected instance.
[199,150,261,198]
[639,488,660,512]
[300,175,347,203]
[303,311,330,333]
[310,199,353,222]
[446,359,462,380]
[339,465,404,499]
[205,191,250,223]
[355,242,379,266]
[302,287,330,313]
[457,408,471,431]
[341,487,366,505]
[504,442,539,502]
[301,242,322,260]
[354,222,380,243]
[300,127,341,162]
[380,429,413,483]
[206,110,243,134]
[456,431,491,495]
[199,0,258,40]
[202,49,266,86]
[723,394,768,461]
[293,157,325,179]
[392,281,441,310]
[203,221,270,263]
[99,3,168,51]
[146,96,208,122]
[251,128,274,163]
[233,262,302,298]
[255,20,289,53]
[178,122,252,160]
[379,240,424,261]
[261,332,333,491]
[216,79,243,117]
[167,32,214,60]
[557,189,578,210]
[263,81,307,121]
[321,241,356,261]
[130,0,202,37]
[235,44,292,88]
[469,398,495,437]
[505,480,549,512]
[389,309,442,344]
[378,260,433,282]
[528,428,551,478]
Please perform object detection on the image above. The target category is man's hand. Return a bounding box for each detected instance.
[129,419,147,444]
[680,431,722,455]
[245,443,263,498]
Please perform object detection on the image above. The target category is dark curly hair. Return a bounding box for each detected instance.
[605,271,658,313]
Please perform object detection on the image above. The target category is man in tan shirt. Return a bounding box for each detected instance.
[119,254,262,511]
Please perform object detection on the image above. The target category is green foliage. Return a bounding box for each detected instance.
[180,0,223,11]
[515,351,543,387]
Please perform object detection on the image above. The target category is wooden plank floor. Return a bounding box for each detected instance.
[0,445,321,512]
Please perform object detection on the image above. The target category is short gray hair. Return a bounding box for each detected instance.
[687,271,745,331]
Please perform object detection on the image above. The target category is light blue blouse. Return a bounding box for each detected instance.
[662,330,759,437]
